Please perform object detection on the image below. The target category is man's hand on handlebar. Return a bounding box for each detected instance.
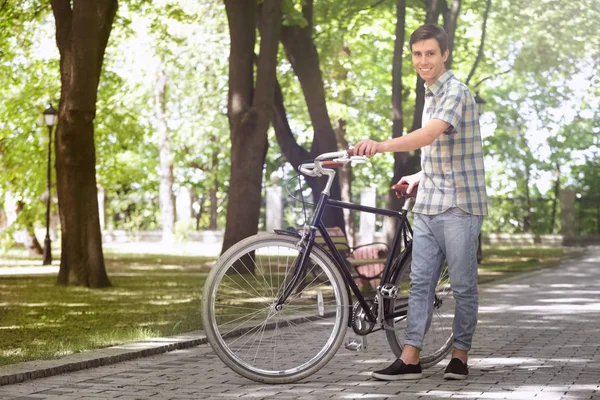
[352,139,383,158]
[396,171,422,195]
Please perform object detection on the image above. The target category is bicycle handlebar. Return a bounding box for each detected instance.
[298,150,367,178]
[297,150,367,195]
[297,150,416,208]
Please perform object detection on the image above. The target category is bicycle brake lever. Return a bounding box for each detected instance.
[332,156,350,163]
[332,155,367,165]
[350,156,367,165]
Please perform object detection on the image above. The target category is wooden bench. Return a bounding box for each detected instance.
[314,227,389,290]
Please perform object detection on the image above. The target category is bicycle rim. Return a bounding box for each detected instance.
[202,233,349,383]
[385,255,454,368]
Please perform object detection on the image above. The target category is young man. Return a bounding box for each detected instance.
[353,24,488,381]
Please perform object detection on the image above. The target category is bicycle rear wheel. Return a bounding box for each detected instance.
[202,233,349,383]
[384,255,454,368]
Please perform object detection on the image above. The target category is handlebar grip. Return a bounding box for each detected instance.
[321,161,345,169]
[391,183,418,199]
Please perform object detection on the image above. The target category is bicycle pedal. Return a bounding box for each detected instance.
[344,336,368,352]
[379,284,399,299]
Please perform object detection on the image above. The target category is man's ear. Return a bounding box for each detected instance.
[443,49,449,63]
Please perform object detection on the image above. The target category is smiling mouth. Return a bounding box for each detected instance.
[420,68,432,72]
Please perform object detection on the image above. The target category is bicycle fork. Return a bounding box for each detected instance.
[273,227,316,310]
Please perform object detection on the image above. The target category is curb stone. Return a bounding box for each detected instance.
[0,331,207,386]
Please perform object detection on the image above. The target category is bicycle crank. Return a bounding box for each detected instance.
[350,299,377,335]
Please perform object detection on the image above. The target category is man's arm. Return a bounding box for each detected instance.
[353,119,450,157]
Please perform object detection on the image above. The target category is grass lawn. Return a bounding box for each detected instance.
[0,251,213,367]
[477,246,577,283]
[0,244,579,367]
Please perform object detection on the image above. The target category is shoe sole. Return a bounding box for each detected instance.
[444,372,467,380]
[372,372,423,381]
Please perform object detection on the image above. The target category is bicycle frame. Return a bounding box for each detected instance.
[276,188,414,326]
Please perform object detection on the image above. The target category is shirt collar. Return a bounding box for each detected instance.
[424,70,454,97]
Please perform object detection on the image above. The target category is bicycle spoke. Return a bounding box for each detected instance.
[203,234,348,382]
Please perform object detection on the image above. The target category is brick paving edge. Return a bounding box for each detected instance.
[0,332,207,387]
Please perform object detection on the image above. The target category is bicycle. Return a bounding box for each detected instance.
[201,151,454,383]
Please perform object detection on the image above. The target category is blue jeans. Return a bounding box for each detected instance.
[404,207,483,352]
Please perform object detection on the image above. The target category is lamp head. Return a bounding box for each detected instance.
[43,104,58,128]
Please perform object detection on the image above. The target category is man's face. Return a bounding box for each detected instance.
[411,38,449,86]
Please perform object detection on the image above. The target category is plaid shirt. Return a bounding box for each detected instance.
[413,70,488,216]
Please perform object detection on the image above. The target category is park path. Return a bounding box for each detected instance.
[0,248,599,399]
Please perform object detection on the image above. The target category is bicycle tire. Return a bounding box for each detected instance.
[202,233,350,383]
[384,254,454,368]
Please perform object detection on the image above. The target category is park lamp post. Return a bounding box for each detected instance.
[42,104,58,265]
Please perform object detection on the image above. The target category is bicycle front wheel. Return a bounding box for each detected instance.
[202,233,349,383]
[384,254,454,368]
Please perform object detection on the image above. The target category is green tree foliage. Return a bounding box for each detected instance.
[1,0,599,248]
[96,0,230,231]
[0,4,59,246]
[476,0,600,233]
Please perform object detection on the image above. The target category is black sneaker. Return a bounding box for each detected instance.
[371,359,423,380]
[444,358,468,380]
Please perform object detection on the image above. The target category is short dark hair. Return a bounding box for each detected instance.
[410,24,448,54]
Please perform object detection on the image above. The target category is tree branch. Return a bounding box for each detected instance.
[253,0,281,110]
[473,68,512,90]
[271,79,310,168]
[224,0,255,135]
[465,0,492,86]
[426,0,444,23]
[358,0,388,11]
[443,0,461,68]
[50,0,72,55]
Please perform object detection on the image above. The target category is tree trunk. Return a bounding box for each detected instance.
[221,0,281,257]
[155,65,175,244]
[195,194,204,230]
[209,176,218,230]
[384,0,414,244]
[550,163,560,233]
[208,134,219,230]
[277,0,345,231]
[51,0,115,288]
[16,201,43,256]
[333,119,354,247]
[523,162,532,233]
